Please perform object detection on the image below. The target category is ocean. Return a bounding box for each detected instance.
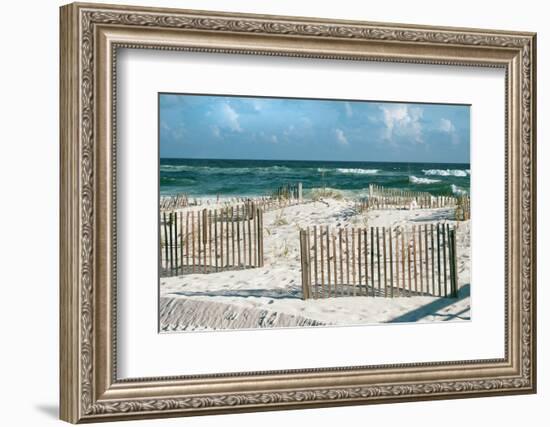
[160,158,470,198]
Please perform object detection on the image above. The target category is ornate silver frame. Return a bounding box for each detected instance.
[60,2,537,423]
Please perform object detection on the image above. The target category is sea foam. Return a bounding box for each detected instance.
[422,169,470,177]
[409,175,440,184]
[451,184,468,195]
[336,168,379,175]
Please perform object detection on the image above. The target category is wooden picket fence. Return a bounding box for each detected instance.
[358,195,458,211]
[160,204,264,277]
[273,183,303,201]
[160,193,190,211]
[361,183,470,211]
[299,223,459,300]
[360,194,471,217]
[210,195,306,214]
[455,195,471,220]
[241,194,305,212]
[368,183,431,199]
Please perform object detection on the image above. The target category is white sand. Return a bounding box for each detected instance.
[160,198,470,332]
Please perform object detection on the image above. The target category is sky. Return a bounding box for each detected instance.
[159,93,470,164]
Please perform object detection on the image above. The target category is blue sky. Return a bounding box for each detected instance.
[160,94,470,164]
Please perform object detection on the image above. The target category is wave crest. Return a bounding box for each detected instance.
[336,168,379,175]
[409,175,441,184]
[422,169,470,177]
[451,184,468,195]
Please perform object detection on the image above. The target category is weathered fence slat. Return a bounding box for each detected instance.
[214,210,218,271]
[382,227,387,296]
[442,224,448,296]
[332,233,337,298]
[197,211,202,272]
[418,225,423,295]
[437,224,441,296]
[389,228,394,298]
[348,228,350,295]
[430,224,435,295]
[299,229,310,300]
[351,229,356,296]
[376,227,381,296]
[370,227,375,297]
[326,226,331,296]
[363,229,368,297]
[357,229,362,292]
[313,226,319,298]
[413,226,417,294]
[320,226,325,298]
[220,210,224,269]
[247,206,251,268]
[406,229,412,296]
[423,224,429,296]
[403,228,408,297]
[451,228,459,297]
[306,227,313,298]
[338,229,343,296]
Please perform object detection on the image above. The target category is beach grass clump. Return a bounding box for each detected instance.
[273,209,289,226]
[310,187,344,201]
[359,214,369,229]
[351,214,369,228]
[274,239,290,259]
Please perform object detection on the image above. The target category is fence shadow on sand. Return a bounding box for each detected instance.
[386,284,471,323]
[169,288,303,300]
[160,264,257,278]
[408,208,456,223]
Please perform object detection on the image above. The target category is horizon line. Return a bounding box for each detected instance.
[159,157,471,165]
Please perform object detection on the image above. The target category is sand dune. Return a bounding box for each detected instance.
[160,197,471,332]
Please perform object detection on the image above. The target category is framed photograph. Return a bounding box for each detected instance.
[60,2,537,423]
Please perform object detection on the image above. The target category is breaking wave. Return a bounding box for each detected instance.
[409,175,441,184]
[422,169,470,177]
[451,184,468,195]
[336,168,379,175]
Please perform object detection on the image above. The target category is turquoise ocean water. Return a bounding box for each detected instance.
[160,158,470,198]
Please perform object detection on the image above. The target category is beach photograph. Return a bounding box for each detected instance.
[158,94,471,332]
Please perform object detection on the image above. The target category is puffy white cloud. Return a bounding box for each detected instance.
[335,128,349,145]
[344,102,353,118]
[283,124,295,137]
[221,103,242,132]
[380,104,423,143]
[439,118,461,144]
[252,100,263,112]
[160,120,185,140]
[439,118,456,133]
